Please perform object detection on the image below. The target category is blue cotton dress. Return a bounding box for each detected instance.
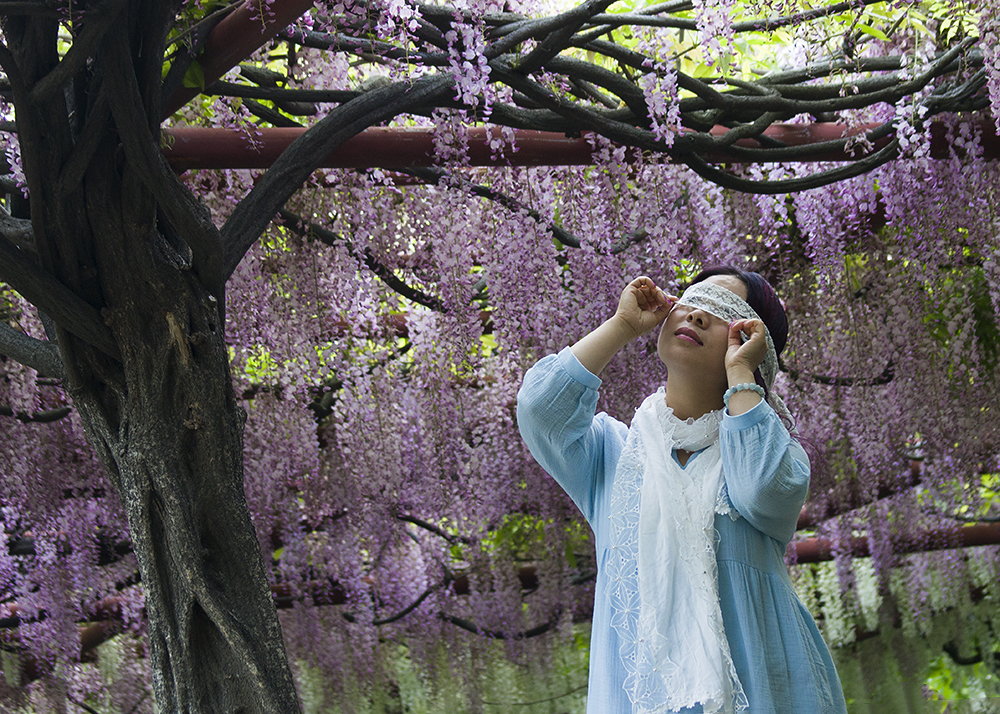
[516,348,847,714]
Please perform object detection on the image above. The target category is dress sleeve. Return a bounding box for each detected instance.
[516,346,622,525]
[719,400,809,544]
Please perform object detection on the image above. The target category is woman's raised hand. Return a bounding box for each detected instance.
[614,277,676,340]
[725,319,768,376]
[571,277,676,376]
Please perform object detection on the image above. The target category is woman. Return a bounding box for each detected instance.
[516,268,846,714]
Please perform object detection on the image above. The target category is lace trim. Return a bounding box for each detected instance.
[608,394,747,713]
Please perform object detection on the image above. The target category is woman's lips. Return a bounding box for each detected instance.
[675,327,702,345]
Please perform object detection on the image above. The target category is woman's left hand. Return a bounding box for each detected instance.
[725,319,768,377]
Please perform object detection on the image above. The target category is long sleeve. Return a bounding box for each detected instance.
[719,400,809,544]
[516,347,627,525]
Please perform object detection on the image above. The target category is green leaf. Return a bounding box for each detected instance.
[856,23,889,41]
[182,60,206,90]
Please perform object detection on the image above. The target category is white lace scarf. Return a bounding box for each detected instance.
[608,392,747,713]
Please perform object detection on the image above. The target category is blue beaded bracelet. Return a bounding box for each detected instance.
[723,382,765,409]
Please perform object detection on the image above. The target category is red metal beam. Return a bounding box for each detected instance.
[165,0,316,116]
[790,523,1000,564]
[162,120,1000,170]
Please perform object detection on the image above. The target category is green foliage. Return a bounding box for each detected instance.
[0,284,21,325]
[925,653,1000,707]
[923,263,1000,378]
[182,60,206,91]
[479,513,590,568]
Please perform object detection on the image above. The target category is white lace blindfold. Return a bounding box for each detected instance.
[675,282,778,390]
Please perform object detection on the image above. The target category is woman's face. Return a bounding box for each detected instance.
[656,275,748,380]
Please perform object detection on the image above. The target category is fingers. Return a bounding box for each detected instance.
[728,320,745,348]
[729,319,764,340]
[628,277,674,312]
[727,319,768,373]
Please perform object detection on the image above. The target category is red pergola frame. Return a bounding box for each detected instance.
[161,121,1000,171]
[158,0,1000,552]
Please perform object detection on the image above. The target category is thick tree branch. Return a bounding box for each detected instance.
[278,208,446,311]
[441,611,560,639]
[0,404,71,422]
[490,61,665,151]
[544,55,648,119]
[372,581,444,626]
[0,208,35,252]
[942,641,996,667]
[678,137,901,195]
[0,2,56,13]
[396,513,473,545]
[0,236,119,358]
[514,0,615,74]
[28,0,127,104]
[104,33,225,297]
[0,322,64,378]
[204,79,360,104]
[281,28,449,67]
[56,97,112,195]
[570,0,691,43]
[781,359,895,387]
[244,99,303,128]
[580,0,888,35]
[221,73,454,278]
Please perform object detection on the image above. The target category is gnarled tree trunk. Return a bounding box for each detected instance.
[1,3,301,711]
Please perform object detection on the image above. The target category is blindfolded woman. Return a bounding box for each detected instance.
[517,268,846,714]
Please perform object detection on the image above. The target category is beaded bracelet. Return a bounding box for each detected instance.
[723,382,765,409]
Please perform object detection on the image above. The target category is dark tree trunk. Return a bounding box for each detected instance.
[68,251,301,714]
[0,4,301,712]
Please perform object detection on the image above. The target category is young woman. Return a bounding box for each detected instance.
[517,268,846,714]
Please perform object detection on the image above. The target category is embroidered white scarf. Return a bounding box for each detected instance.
[608,393,746,713]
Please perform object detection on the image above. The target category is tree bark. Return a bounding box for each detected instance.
[68,252,302,713]
[0,4,302,712]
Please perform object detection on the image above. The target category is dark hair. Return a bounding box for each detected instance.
[689,266,788,357]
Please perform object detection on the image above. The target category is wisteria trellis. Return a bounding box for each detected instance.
[0,0,999,711]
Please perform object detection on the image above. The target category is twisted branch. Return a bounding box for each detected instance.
[28,0,128,104]
[278,208,446,311]
[0,321,64,377]
[0,404,71,423]
[0,235,119,358]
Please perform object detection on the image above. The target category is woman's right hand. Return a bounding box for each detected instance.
[571,277,676,376]
[613,276,677,340]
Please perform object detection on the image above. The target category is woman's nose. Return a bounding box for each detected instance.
[686,310,708,327]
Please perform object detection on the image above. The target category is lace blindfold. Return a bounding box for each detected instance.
[676,282,794,429]
[675,282,778,390]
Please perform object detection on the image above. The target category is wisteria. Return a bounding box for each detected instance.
[1,0,999,711]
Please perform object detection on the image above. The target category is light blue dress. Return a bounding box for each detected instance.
[516,348,847,714]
